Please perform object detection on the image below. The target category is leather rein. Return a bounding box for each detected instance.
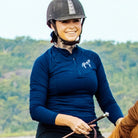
[62,112,109,138]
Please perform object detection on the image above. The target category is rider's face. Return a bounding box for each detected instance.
[54,19,82,42]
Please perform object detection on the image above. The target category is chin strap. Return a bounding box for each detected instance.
[50,18,85,45]
[59,36,80,45]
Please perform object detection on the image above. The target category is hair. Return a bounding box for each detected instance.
[49,20,58,43]
[50,31,58,43]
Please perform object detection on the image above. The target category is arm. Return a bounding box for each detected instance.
[30,56,58,125]
[95,56,123,124]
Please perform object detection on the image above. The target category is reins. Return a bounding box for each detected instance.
[62,112,109,138]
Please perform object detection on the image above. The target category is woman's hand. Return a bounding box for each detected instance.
[55,114,95,135]
[67,115,94,135]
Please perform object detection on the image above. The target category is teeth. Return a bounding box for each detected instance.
[67,32,75,34]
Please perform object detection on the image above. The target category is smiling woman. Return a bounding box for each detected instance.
[29,0,123,138]
[47,0,86,46]
[54,19,82,42]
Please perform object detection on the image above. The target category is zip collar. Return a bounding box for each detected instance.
[52,45,79,57]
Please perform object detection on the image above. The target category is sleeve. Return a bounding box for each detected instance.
[29,55,58,125]
[95,55,123,124]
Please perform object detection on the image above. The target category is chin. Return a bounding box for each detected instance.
[64,37,78,42]
[68,39,76,42]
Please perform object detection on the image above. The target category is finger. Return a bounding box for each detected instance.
[78,124,85,130]
[82,123,92,131]
[73,126,81,134]
[74,129,81,134]
[77,128,90,135]
[73,126,90,135]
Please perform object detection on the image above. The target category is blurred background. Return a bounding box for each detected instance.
[0,0,138,42]
[0,0,138,137]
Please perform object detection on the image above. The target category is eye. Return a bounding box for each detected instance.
[60,19,81,24]
[60,20,70,23]
[73,19,81,23]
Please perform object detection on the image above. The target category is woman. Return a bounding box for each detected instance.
[109,100,138,138]
[29,0,123,137]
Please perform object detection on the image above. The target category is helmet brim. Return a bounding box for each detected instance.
[55,15,86,21]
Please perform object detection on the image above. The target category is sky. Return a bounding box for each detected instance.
[0,0,138,42]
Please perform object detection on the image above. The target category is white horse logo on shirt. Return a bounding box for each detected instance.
[82,59,91,69]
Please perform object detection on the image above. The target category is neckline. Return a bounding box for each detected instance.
[53,45,79,57]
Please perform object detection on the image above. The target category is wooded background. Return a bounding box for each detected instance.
[0,36,137,136]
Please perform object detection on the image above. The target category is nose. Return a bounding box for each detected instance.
[68,21,76,29]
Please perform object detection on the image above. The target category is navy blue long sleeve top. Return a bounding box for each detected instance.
[30,45,123,126]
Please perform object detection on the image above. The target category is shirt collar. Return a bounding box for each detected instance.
[52,45,79,57]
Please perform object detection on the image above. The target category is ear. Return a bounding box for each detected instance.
[50,24,55,31]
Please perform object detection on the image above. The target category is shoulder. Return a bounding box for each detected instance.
[31,47,54,72]
[34,47,53,64]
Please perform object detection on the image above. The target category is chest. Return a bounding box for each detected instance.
[48,54,98,96]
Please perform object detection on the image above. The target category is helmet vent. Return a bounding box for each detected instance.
[67,0,76,15]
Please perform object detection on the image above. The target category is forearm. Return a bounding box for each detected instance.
[30,105,58,125]
[106,103,123,124]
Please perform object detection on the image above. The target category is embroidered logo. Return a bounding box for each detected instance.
[67,0,76,14]
[82,59,91,69]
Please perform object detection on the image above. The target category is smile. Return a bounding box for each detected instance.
[66,31,76,34]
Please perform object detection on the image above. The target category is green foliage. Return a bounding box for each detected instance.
[0,37,138,135]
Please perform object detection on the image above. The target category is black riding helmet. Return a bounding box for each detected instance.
[47,0,86,45]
